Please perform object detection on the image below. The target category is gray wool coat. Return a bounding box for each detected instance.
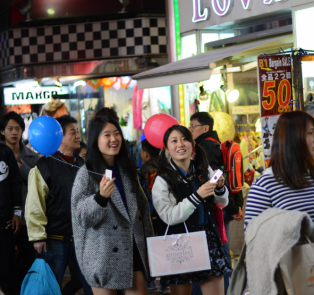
[71,164,154,289]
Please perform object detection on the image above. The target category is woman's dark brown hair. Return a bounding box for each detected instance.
[269,111,314,189]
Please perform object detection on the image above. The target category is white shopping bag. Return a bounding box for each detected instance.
[146,221,211,277]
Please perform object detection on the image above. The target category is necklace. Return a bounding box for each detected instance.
[186,174,194,181]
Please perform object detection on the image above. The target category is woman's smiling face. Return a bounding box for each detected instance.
[165,130,193,162]
[98,123,122,162]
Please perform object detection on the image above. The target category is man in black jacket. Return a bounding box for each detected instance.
[0,111,39,291]
[190,112,223,170]
[25,115,92,295]
[190,112,243,294]
[0,143,22,294]
[189,112,243,213]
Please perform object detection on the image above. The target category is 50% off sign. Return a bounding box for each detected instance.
[258,55,293,168]
[258,55,293,116]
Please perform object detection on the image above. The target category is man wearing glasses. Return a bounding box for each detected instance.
[190,112,244,295]
[189,112,222,170]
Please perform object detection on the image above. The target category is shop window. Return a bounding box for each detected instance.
[201,33,219,53]
[295,6,314,116]
[295,7,314,50]
[183,74,225,120]
[219,32,235,40]
[181,34,197,59]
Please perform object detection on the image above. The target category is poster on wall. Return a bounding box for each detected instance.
[257,54,293,168]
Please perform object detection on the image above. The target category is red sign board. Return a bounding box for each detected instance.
[258,54,293,117]
[257,54,293,168]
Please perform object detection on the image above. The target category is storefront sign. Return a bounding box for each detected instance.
[191,0,289,23]
[4,86,69,105]
[232,105,260,114]
[257,54,292,167]
[192,0,208,22]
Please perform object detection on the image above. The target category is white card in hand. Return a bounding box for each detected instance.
[209,169,223,183]
[105,169,112,180]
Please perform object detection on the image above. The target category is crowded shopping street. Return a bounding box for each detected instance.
[1,0,314,295]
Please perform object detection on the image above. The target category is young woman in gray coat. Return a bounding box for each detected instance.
[71,116,154,295]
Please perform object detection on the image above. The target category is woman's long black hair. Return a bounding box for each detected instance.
[85,116,138,192]
[157,125,210,197]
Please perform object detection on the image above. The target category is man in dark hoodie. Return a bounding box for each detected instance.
[190,112,243,295]
[190,112,222,170]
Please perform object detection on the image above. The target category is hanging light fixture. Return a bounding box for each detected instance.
[220,85,239,103]
[199,85,210,101]
[55,77,62,88]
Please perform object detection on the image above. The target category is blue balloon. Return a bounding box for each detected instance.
[140,133,146,142]
[28,116,63,156]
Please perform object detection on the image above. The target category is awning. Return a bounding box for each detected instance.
[133,34,293,89]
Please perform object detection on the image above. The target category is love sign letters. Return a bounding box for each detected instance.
[192,0,287,22]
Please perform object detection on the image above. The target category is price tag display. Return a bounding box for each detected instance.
[257,54,293,167]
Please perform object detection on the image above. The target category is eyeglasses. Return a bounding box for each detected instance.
[189,124,204,129]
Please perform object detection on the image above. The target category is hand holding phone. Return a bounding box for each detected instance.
[105,169,112,180]
[210,169,223,184]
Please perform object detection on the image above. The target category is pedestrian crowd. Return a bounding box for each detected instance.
[0,109,313,295]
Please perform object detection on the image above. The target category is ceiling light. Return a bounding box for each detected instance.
[220,85,228,92]
[20,2,32,15]
[73,80,86,88]
[20,0,32,21]
[47,8,56,15]
[55,78,62,88]
[227,89,240,102]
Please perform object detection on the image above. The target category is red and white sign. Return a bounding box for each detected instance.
[257,54,293,167]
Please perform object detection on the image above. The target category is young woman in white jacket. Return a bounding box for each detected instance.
[152,125,231,295]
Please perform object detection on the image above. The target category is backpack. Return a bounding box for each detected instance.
[20,258,62,295]
[147,172,157,195]
[138,171,154,213]
[205,138,243,193]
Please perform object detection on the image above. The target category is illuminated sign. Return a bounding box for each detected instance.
[257,54,292,168]
[4,86,69,105]
[192,0,208,22]
[212,0,233,16]
[263,0,286,4]
[241,0,252,10]
[192,0,288,22]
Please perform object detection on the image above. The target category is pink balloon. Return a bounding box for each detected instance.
[144,114,180,149]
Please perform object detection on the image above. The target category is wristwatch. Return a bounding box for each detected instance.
[14,210,22,217]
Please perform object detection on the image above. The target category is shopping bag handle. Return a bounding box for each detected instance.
[163,208,190,240]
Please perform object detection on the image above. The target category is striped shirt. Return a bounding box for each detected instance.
[245,168,314,228]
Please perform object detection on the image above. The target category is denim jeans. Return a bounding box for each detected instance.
[42,239,93,295]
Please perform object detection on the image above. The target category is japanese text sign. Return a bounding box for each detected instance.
[257,54,293,168]
[258,55,293,117]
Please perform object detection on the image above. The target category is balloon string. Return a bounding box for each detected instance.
[47,156,105,177]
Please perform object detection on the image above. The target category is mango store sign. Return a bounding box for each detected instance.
[193,0,288,22]
[4,86,69,105]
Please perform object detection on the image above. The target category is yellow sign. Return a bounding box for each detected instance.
[232,105,260,115]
